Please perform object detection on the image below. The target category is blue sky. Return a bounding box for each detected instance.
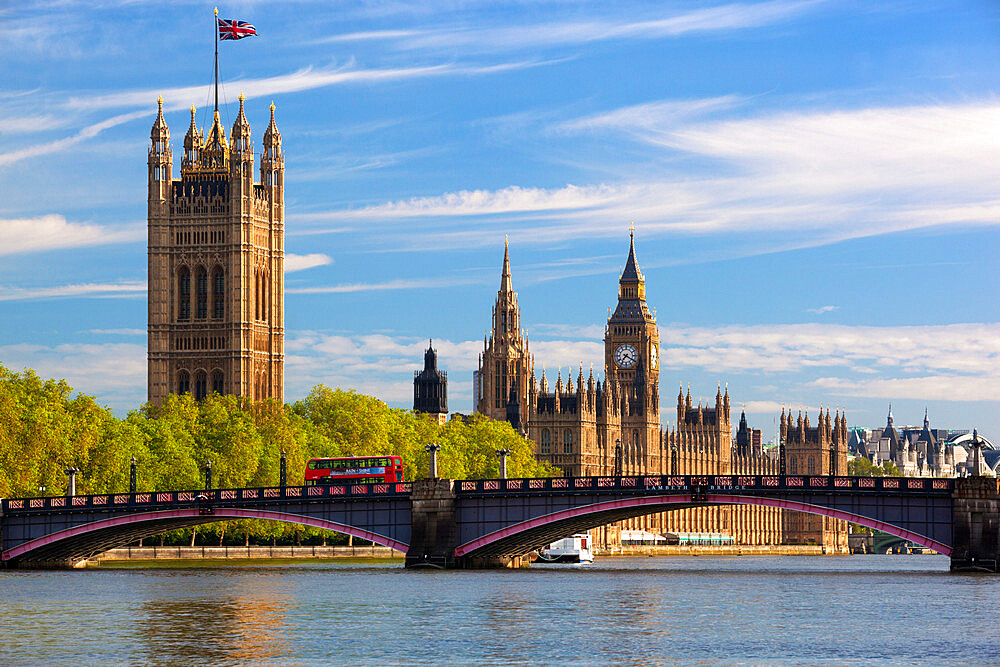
[1,0,998,443]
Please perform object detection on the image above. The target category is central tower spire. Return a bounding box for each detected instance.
[475,239,533,427]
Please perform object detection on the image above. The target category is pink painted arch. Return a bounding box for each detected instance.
[2,508,409,562]
[454,493,952,557]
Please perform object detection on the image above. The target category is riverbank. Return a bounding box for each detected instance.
[90,543,842,566]
[90,545,402,566]
[600,544,838,556]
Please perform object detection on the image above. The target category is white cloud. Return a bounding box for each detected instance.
[806,305,838,314]
[0,60,551,166]
[0,342,146,404]
[0,214,143,254]
[299,99,1000,255]
[287,277,480,294]
[812,376,1000,403]
[67,61,551,113]
[87,328,145,335]
[285,253,332,273]
[0,281,146,302]
[325,1,823,52]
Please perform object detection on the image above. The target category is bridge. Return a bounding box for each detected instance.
[2,474,998,571]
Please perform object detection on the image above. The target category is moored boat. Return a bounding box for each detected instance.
[538,533,594,563]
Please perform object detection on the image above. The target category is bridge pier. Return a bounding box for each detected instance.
[952,477,1000,572]
[404,478,520,569]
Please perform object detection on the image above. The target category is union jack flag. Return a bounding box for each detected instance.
[218,18,257,40]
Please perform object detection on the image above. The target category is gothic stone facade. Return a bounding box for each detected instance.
[476,234,847,550]
[147,95,284,404]
[781,407,850,550]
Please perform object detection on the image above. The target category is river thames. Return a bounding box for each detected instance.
[2,555,997,665]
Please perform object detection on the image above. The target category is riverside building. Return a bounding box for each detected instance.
[475,233,848,551]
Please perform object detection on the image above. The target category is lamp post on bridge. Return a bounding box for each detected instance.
[496,448,511,479]
[65,467,80,497]
[614,438,623,477]
[204,460,213,491]
[279,449,287,487]
[970,429,985,477]
[130,457,137,494]
[425,443,442,479]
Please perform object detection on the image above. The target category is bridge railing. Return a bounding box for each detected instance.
[1,482,414,514]
[455,475,955,495]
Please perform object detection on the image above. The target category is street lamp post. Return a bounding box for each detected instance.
[130,456,138,494]
[425,443,442,478]
[204,460,213,491]
[970,429,985,477]
[614,439,623,477]
[65,467,80,497]
[496,448,512,479]
[279,449,287,487]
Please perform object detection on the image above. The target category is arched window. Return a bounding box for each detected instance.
[540,429,551,454]
[177,370,190,395]
[563,430,573,454]
[807,457,816,475]
[790,455,798,474]
[263,270,269,321]
[178,267,191,320]
[195,267,208,319]
[194,371,207,401]
[212,267,224,319]
[254,269,260,321]
[212,370,224,395]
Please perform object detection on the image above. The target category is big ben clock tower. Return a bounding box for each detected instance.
[604,229,661,474]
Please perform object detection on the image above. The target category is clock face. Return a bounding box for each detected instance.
[650,344,658,368]
[614,343,638,369]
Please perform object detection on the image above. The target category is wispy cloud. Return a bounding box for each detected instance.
[287,276,480,294]
[298,99,1000,255]
[0,342,146,404]
[285,253,333,272]
[318,1,824,52]
[0,281,146,302]
[68,61,552,113]
[87,328,145,336]
[806,305,838,314]
[0,60,552,167]
[0,214,143,254]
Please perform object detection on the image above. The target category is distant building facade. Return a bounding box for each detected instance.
[147,95,284,404]
[414,340,448,424]
[857,407,958,477]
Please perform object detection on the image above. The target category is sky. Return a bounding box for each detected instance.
[0,0,998,443]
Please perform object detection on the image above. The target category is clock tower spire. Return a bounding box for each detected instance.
[605,228,660,470]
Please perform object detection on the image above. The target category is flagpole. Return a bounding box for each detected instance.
[213,6,219,114]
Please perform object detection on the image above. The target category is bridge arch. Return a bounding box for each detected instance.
[455,494,952,559]
[3,508,408,566]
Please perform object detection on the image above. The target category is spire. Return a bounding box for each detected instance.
[620,224,644,283]
[924,407,929,428]
[150,96,169,143]
[423,339,437,372]
[263,101,282,154]
[887,403,894,428]
[231,91,251,152]
[206,109,227,150]
[500,237,512,293]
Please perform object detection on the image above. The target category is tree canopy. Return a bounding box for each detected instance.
[0,366,557,545]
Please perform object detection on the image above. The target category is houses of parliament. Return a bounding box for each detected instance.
[145,95,846,551]
[474,236,849,551]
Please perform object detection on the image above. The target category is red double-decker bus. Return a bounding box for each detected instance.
[304,456,405,485]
